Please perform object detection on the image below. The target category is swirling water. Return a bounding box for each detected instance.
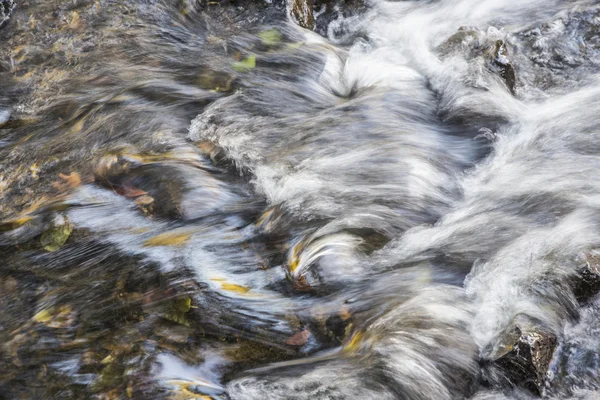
[1,0,600,399]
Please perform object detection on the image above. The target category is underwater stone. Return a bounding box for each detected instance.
[0,0,14,29]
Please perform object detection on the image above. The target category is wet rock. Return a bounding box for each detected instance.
[516,5,600,91]
[439,28,517,94]
[290,0,315,30]
[572,253,600,303]
[287,0,367,35]
[0,0,14,29]
[487,40,517,94]
[94,154,186,219]
[486,315,557,395]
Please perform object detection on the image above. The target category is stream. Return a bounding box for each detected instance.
[1,0,600,399]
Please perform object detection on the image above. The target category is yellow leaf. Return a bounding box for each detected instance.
[33,309,53,323]
[173,297,191,314]
[343,331,364,354]
[101,354,114,365]
[144,231,191,247]
[289,258,299,274]
[221,283,250,294]
[0,216,33,232]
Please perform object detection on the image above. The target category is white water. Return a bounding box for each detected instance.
[187,0,600,398]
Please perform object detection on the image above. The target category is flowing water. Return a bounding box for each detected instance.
[1,0,600,399]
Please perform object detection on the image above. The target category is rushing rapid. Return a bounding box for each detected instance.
[1,0,600,399]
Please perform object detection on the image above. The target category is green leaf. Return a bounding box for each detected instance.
[259,29,282,46]
[41,217,73,252]
[233,54,256,72]
[163,297,192,327]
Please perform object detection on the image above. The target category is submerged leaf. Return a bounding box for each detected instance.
[221,283,250,294]
[41,216,74,252]
[173,297,191,313]
[144,231,191,247]
[233,54,256,72]
[0,216,33,232]
[259,29,282,46]
[163,297,192,327]
[32,305,75,328]
[33,309,53,323]
[287,41,304,50]
[343,331,364,354]
[285,329,311,346]
[52,171,83,194]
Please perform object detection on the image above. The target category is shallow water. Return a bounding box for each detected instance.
[1,0,600,399]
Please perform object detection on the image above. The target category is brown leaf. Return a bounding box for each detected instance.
[116,185,147,198]
[285,329,310,346]
[53,172,82,190]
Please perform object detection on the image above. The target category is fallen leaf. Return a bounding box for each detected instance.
[163,297,192,326]
[343,331,364,354]
[259,29,282,46]
[286,329,310,346]
[233,54,256,72]
[221,283,250,294]
[33,309,53,323]
[33,305,76,328]
[117,185,147,198]
[53,172,82,190]
[0,216,33,232]
[41,217,73,252]
[144,231,191,247]
[287,41,304,50]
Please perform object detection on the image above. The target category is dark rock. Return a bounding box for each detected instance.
[488,40,517,94]
[572,253,600,303]
[485,315,557,395]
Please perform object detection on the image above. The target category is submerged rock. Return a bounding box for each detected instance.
[0,0,14,29]
[486,315,557,395]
